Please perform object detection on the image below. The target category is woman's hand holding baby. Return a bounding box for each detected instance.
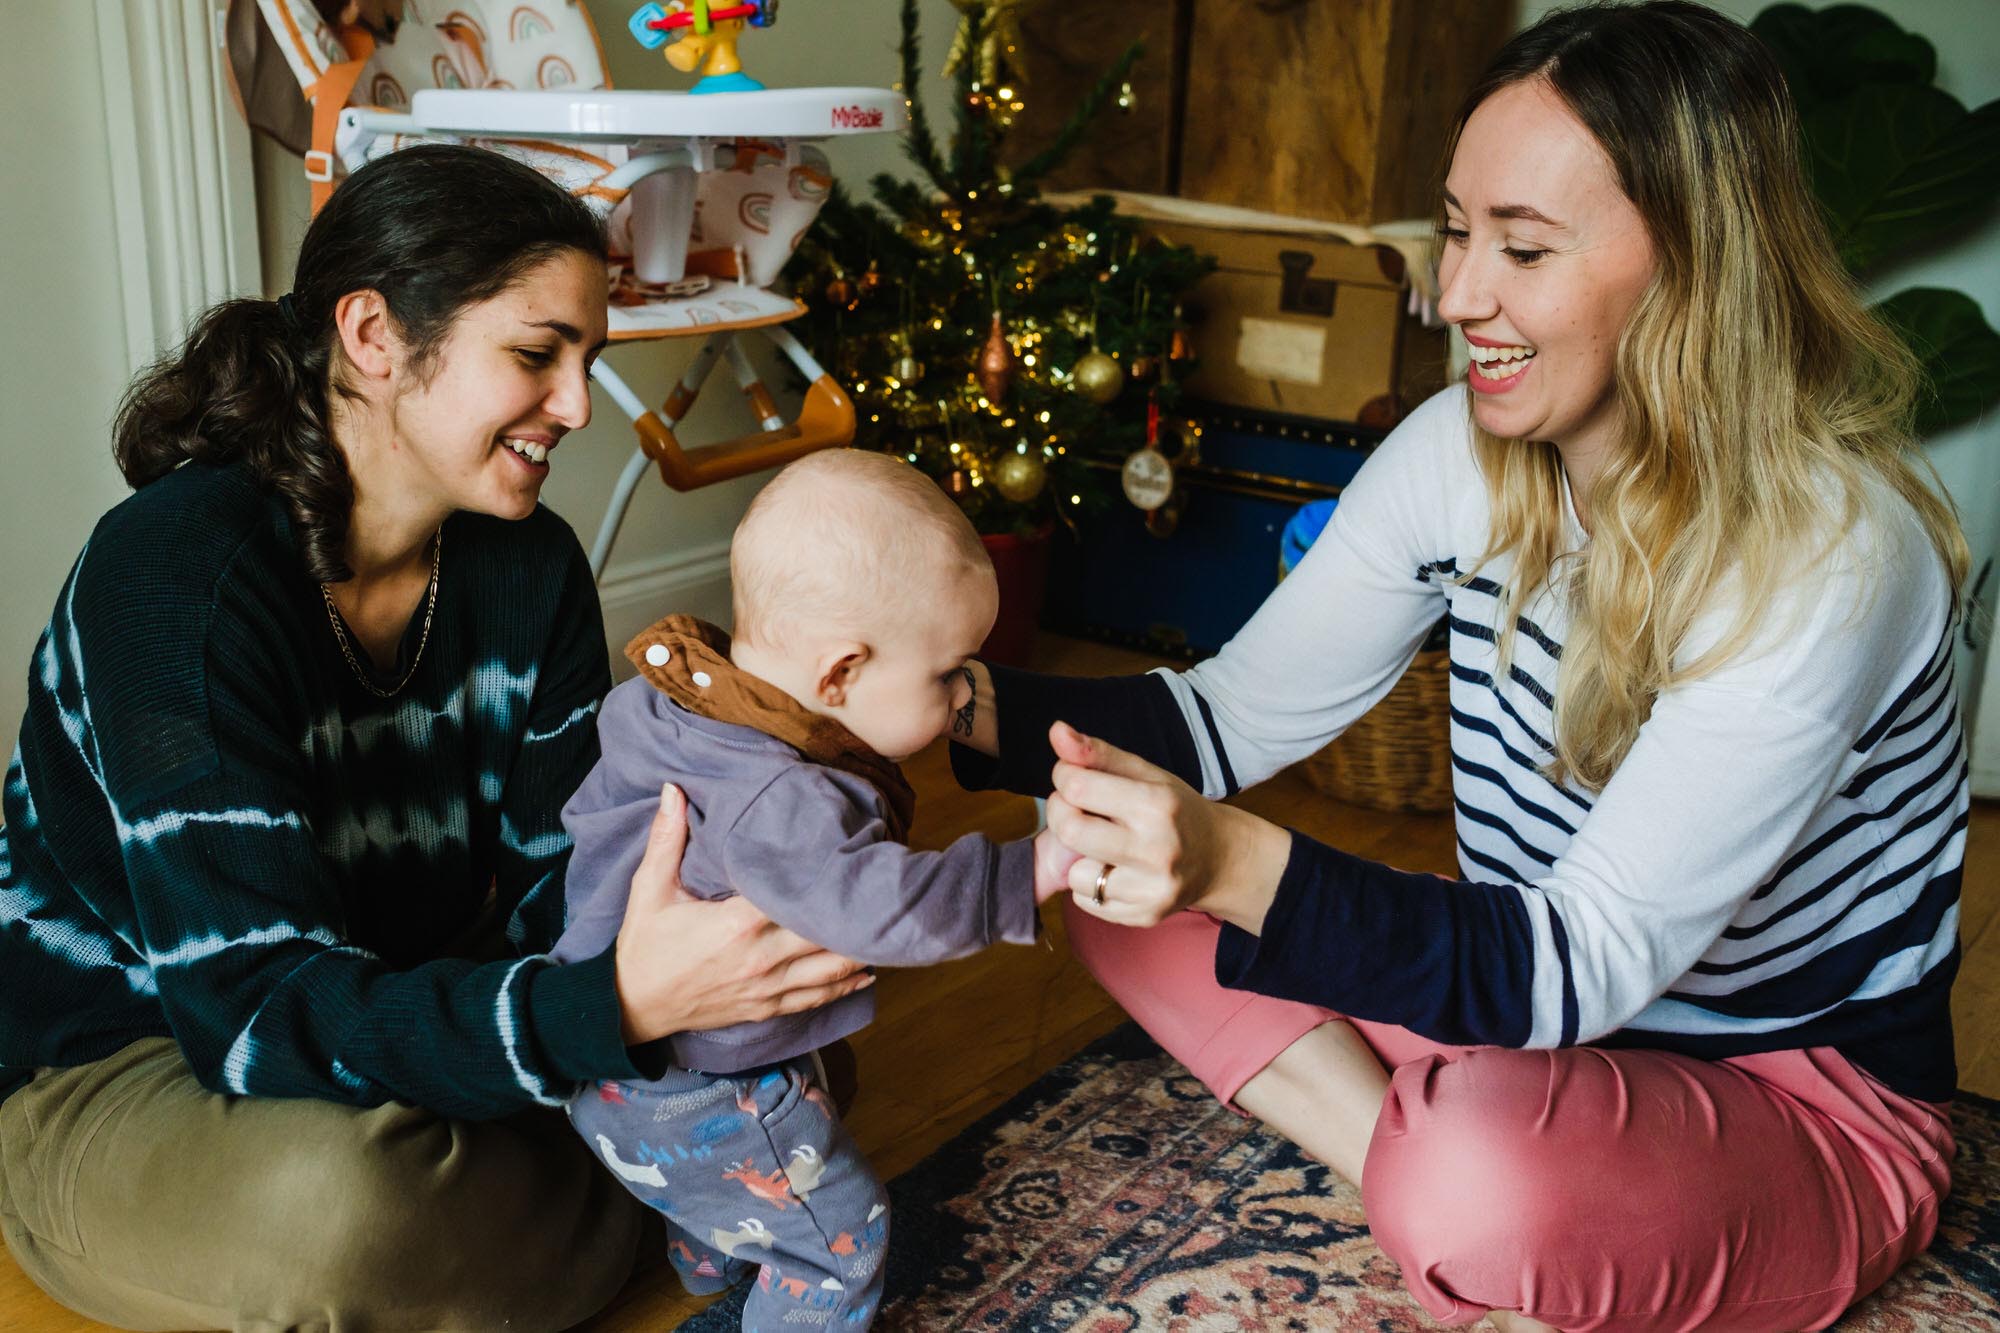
[614,783,873,1045]
[1043,722,1292,934]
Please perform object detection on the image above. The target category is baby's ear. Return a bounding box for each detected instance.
[814,641,870,707]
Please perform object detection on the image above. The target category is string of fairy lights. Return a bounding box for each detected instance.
[789,0,1213,536]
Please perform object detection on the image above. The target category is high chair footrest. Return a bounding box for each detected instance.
[635,375,853,490]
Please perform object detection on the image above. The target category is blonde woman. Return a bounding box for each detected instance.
[953,3,1970,1329]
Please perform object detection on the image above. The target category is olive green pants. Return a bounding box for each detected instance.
[0,1038,652,1332]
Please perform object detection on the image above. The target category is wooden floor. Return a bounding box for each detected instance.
[1,632,1994,1330]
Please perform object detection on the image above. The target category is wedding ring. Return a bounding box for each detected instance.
[1093,864,1112,907]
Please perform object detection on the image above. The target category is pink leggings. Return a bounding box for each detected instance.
[1065,903,1955,1333]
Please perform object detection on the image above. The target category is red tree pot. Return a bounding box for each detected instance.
[977,524,1053,668]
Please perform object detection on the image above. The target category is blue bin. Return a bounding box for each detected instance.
[1041,417,1377,658]
[1279,498,1339,578]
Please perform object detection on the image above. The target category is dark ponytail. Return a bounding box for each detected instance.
[113,144,606,581]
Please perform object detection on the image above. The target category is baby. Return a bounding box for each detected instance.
[552,449,1071,1330]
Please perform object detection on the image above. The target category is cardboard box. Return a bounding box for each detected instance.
[1145,218,1448,427]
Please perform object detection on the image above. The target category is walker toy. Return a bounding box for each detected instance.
[244,0,904,580]
[629,1,777,92]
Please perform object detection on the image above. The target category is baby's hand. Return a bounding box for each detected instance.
[1033,825,1083,904]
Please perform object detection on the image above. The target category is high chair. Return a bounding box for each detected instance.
[242,0,905,578]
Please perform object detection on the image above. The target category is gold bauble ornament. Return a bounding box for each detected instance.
[993,449,1046,503]
[1071,350,1125,405]
[976,312,1018,403]
[825,276,855,308]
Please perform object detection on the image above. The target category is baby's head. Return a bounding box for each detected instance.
[729,449,998,761]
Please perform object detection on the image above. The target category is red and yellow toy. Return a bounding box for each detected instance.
[628,0,778,93]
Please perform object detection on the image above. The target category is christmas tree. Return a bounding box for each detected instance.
[791,0,1213,536]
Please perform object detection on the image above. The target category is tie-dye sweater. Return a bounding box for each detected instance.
[0,461,644,1117]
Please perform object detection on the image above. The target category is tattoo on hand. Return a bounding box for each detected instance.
[952,665,976,739]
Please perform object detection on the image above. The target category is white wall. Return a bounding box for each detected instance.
[1514,0,2000,792]
[0,6,157,764]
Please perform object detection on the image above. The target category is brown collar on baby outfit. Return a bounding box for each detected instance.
[624,615,916,840]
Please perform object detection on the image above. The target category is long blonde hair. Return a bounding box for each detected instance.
[1453,1,1968,791]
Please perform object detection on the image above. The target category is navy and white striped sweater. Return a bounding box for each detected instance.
[960,388,1968,1101]
[0,462,642,1115]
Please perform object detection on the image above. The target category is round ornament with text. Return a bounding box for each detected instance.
[1121,447,1174,511]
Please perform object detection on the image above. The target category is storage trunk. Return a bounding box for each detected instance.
[1146,218,1448,426]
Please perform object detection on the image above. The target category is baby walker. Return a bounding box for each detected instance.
[246,0,905,579]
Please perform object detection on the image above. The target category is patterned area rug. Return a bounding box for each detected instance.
[678,1023,2000,1331]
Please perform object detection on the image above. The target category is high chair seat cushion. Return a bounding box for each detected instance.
[608,281,804,341]
[253,0,610,109]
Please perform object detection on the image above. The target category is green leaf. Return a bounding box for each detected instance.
[1803,87,2000,272]
[1751,4,1934,108]
[1874,287,2000,437]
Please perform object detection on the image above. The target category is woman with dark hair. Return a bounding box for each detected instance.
[0,144,867,1329]
[958,3,1969,1329]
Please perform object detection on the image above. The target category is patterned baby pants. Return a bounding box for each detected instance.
[567,1055,889,1330]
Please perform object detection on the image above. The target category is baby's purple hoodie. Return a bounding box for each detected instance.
[550,673,1038,1074]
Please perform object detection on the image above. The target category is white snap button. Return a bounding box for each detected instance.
[645,644,671,667]
[691,670,712,688]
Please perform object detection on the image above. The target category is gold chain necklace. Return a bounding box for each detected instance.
[322,526,442,699]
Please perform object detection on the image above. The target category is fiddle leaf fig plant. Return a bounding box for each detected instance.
[1753,3,2000,438]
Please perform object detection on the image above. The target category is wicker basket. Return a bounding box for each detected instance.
[1295,632,1454,814]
